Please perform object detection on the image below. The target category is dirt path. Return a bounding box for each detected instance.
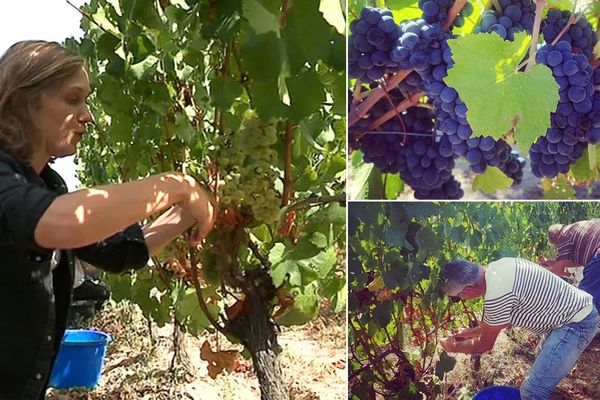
[46,302,346,400]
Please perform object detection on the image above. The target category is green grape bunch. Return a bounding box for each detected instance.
[213,111,282,225]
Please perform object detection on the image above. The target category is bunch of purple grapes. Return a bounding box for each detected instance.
[356,105,463,199]
[348,7,400,82]
[474,0,535,40]
[418,0,474,28]
[348,86,405,150]
[529,41,594,178]
[543,9,597,59]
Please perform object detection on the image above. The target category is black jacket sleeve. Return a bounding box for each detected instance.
[0,155,57,249]
[73,223,150,273]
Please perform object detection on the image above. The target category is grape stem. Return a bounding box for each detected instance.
[379,79,407,133]
[368,91,424,130]
[285,192,346,212]
[442,0,469,31]
[65,0,111,36]
[551,13,581,46]
[188,246,229,336]
[248,238,271,270]
[490,0,504,15]
[282,120,294,206]
[348,70,411,127]
[525,0,547,72]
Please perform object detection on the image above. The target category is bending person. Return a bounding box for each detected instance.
[0,41,217,400]
[439,258,598,400]
[542,220,600,308]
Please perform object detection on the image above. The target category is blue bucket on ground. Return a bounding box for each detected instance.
[49,329,111,390]
[473,385,521,400]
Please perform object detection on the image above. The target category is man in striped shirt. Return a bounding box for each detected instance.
[542,220,600,308]
[439,257,598,400]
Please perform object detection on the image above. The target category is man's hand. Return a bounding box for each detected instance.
[440,337,458,353]
[450,326,481,341]
[540,258,576,277]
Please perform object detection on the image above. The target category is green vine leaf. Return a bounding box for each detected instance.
[541,176,577,199]
[445,32,559,151]
[472,166,513,194]
[570,144,600,183]
[435,351,456,380]
[241,0,280,35]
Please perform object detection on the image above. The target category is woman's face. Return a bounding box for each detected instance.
[36,66,92,159]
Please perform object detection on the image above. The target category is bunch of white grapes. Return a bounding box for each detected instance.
[215,112,281,225]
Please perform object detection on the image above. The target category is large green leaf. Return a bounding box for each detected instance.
[276,283,320,326]
[472,166,513,194]
[242,0,280,34]
[445,32,559,151]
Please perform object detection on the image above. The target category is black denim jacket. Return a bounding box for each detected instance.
[0,151,149,400]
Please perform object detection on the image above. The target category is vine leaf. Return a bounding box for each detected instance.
[372,299,394,327]
[547,0,576,10]
[435,350,456,380]
[409,263,430,285]
[276,283,320,326]
[445,32,559,151]
[210,76,244,109]
[541,176,577,199]
[386,0,422,22]
[241,0,280,35]
[200,340,240,379]
[383,262,407,291]
[570,144,600,183]
[349,150,374,199]
[472,166,513,194]
[415,227,438,256]
[384,173,404,199]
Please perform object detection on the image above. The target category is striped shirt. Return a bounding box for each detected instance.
[554,220,600,266]
[483,258,593,334]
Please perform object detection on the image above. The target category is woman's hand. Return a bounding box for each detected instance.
[179,175,218,248]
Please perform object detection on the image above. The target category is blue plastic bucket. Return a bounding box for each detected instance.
[49,329,111,390]
[473,385,521,400]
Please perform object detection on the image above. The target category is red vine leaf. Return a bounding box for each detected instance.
[200,340,240,379]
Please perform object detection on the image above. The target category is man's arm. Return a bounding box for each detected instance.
[541,258,577,277]
[440,322,509,354]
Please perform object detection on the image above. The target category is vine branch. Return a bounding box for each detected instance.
[65,0,111,35]
[188,246,228,336]
[442,0,469,31]
[525,0,547,72]
[285,192,346,213]
[248,238,270,270]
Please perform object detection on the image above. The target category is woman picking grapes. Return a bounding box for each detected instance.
[0,40,217,399]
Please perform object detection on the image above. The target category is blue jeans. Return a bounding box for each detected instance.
[520,306,599,399]
[579,254,600,309]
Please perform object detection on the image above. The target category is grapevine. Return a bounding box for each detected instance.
[67,1,346,399]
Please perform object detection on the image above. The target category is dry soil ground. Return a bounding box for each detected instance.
[46,301,346,400]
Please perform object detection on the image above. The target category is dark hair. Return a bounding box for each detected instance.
[441,259,481,296]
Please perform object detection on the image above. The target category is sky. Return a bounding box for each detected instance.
[0,0,88,191]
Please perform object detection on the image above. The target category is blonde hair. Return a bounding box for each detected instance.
[0,40,85,165]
